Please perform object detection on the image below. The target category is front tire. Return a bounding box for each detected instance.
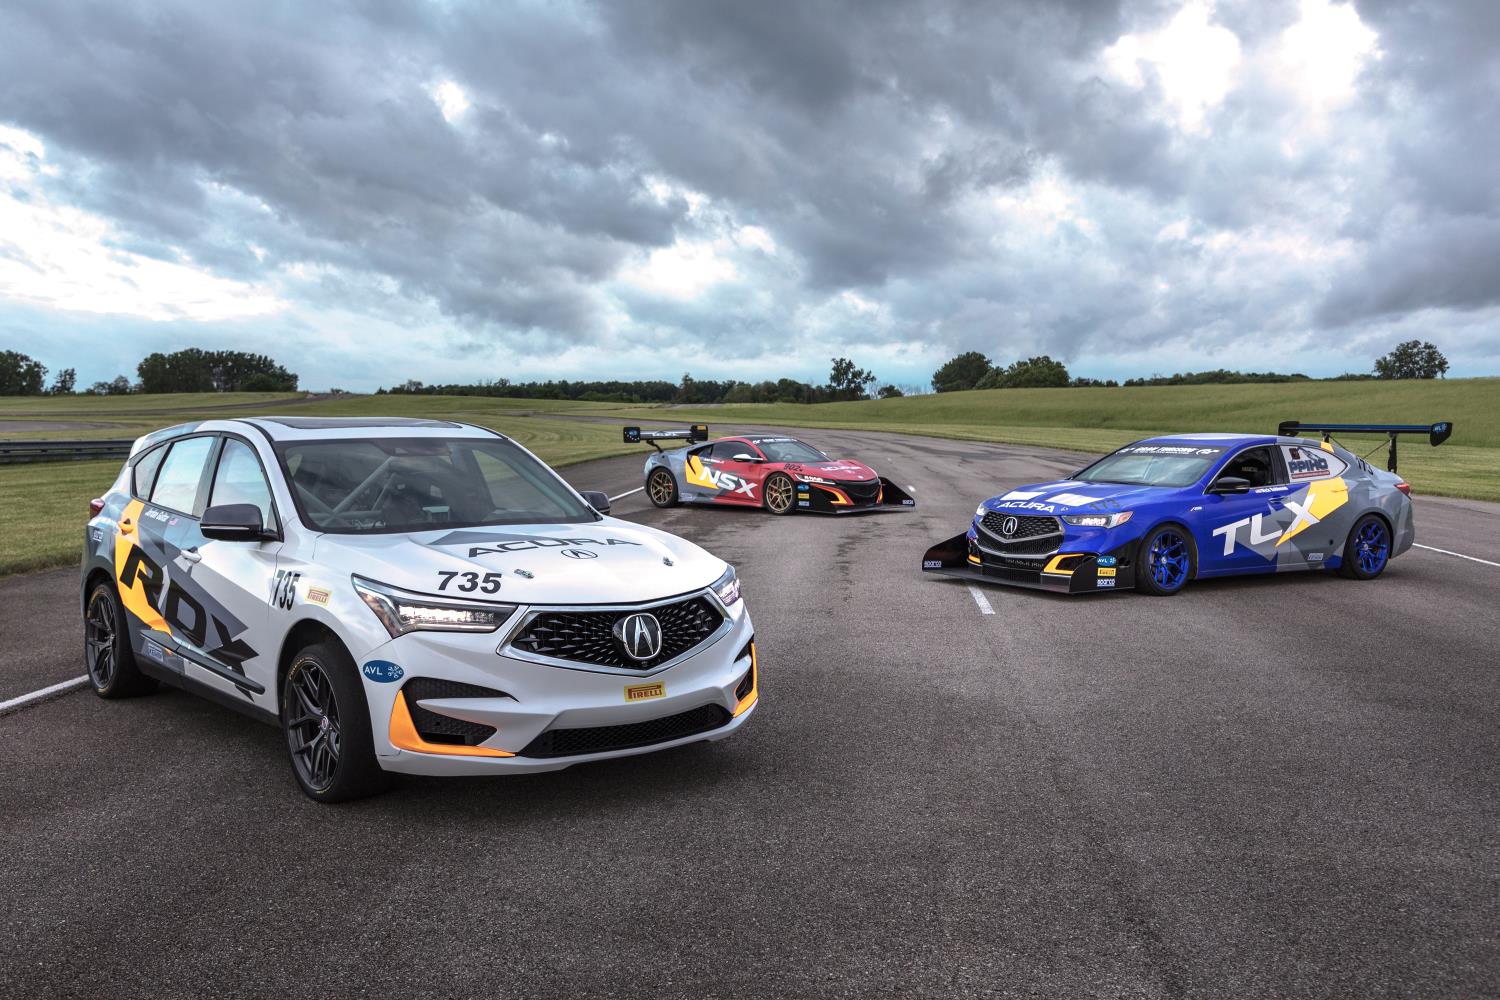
[1339,513,1391,580]
[282,640,389,803]
[1136,525,1194,596]
[84,582,158,698]
[647,468,679,508]
[763,473,796,515]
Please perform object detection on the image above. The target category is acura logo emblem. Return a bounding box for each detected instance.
[1001,516,1019,536]
[560,549,597,559]
[613,612,664,661]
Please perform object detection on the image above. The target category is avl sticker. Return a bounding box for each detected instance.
[362,660,404,683]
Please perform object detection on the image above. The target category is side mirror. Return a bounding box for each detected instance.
[1208,476,1252,495]
[732,453,762,463]
[580,490,611,515]
[201,503,270,541]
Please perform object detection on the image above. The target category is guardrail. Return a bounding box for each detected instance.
[0,440,134,465]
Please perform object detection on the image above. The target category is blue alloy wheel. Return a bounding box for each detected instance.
[1149,530,1190,592]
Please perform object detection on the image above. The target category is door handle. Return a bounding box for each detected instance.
[181,547,202,563]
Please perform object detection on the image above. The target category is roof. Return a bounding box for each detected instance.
[1134,432,1279,450]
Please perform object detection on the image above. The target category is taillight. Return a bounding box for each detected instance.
[1395,482,1411,497]
[89,498,106,516]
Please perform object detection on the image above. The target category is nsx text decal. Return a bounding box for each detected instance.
[686,455,757,498]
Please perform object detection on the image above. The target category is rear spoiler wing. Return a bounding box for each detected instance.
[1276,421,1452,473]
[623,424,708,451]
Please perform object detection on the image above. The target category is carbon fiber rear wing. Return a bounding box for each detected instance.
[1276,421,1453,473]
[623,424,709,451]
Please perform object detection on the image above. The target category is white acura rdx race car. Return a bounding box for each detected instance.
[81,416,758,801]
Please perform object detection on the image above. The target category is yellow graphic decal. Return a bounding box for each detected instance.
[1319,439,1335,453]
[684,454,717,489]
[1277,476,1348,546]
[625,682,666,702]
[112,498,170,635]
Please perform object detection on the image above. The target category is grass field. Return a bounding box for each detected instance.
[1,379,1495,576]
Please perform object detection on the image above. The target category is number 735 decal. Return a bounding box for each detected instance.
[437,571,502,594]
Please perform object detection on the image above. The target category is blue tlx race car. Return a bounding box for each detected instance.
[922,421,1452,596]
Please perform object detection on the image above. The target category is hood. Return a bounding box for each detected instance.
[981,479,1180,516]
[784,459,876,482]
[315,517,726,606]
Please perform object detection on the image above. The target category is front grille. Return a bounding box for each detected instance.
[518,704,731,758]
[509,595,724,670]
[840,479,882,504]
[979,534,1058,556]
[402,677,506,746]
[980,512,1060,541]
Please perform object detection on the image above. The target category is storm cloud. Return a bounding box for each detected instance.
[0,0,1496,387]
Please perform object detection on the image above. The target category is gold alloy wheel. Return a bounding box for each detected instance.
[648,469,677,506]
[765,474,795,514]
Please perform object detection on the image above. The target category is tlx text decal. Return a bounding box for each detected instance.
[1211,503,1320,555]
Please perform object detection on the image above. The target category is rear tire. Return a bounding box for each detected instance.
[1339,513,1391,580]
[84,582,158,698]
[764,473,796,515]
[647,468,679,508]
[1136,525,1194,596]
[282,640,390,803]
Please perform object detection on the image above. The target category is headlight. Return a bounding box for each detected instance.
[1061,511,1134,528]
[353,576,516,637]
[975,504,988,518]
[711,565,741,606]
[793,473,833,485]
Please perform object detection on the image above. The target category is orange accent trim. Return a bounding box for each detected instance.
[967,554,982,565]
[1042,554,1078,575]
[732,642,759,718]
[388,691,515,757]
[810,483,852,505]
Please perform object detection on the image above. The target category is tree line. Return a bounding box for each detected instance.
[0,348,298,396]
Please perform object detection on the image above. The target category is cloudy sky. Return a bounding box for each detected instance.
[1,0,1496,391]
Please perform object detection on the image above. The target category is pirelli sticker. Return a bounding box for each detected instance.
[1097,567,1117,578]
[625,682,666,702]
[306,586,331,606]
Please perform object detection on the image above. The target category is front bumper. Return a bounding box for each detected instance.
[362,596,758,776]
[796,477,915,514]
[921,527,1138,595]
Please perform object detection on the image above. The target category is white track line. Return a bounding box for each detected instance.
[967,586,995,615]
[1413,543,1500,568]
[0,675,89,717]
[608,486,645,502]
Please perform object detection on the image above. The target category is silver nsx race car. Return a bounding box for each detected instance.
[81,417,758,801]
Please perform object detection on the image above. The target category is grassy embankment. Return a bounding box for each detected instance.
[1,378,1494,575]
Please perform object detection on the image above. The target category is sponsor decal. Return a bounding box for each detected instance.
[900,498,915,505]
[306,586,330,605]
[923,559,943,569]
[798,501,810,507]
[797,484,810,492]
[462,536,642,558]
[993,501,1058,514]
[625,682,666,702]
[1119,445,1224,456]
[142,507,171,523]
[1097,578,1116,588]
[514,569,534,579]
[561,549,597,560]
[143,638,166,663]
[361,660,404,683]
[1287,452,1331,479]
[1097,555,1118,567]
[1307,552,1325,562]
[89,525,104,543]
[1097,567,1117,578]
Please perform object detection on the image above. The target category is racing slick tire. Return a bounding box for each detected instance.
[647,467,680,508]
[282,640,389,803]
[84,581,159,699]
[1338,513,1392,581]
[1136,524,1195,597]
[763,473,796,515]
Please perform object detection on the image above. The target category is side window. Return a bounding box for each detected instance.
[1217,447,1277,488]
[713,441,754,462]
[209,439,278,531]
[131,444,168,499]
[1281,444,1347,482]
[150,437,215,515]
[688,445,716,466]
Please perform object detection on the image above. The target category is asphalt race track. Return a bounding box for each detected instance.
[2,429,1497,999]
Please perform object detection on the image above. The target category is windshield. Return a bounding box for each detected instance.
[754,438,828,463]
[1075,443,1230,488]
[278,437,596,533]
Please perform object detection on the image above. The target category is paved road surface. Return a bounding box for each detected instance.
[2,429,1496,998]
